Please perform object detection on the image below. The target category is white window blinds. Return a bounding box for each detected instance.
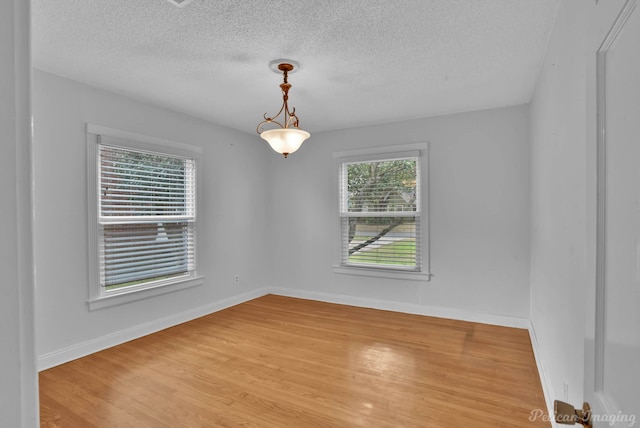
[98,144,196,289]
[339,156,421,271]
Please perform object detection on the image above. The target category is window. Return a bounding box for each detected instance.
[334,144,430,280]
[87,125,202,309]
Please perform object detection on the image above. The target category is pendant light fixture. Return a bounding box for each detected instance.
[257,60,310,158]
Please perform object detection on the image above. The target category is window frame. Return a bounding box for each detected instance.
[86,124,204,310]
[333,143,431,281]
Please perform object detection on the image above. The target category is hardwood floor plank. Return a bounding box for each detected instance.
[40,295,549,427]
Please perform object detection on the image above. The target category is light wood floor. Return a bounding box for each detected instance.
[40,295,550,427]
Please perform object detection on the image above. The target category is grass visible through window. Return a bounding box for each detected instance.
[348,238,416,266]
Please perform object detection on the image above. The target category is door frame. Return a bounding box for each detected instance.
[588,0,639,426]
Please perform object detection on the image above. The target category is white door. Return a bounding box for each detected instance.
[586,0,640,426]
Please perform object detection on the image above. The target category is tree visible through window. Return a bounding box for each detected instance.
[340,156,421,270]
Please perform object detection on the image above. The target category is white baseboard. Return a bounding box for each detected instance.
[38,287,532,372]
[270,287,530,329]
[528,319,558,428]
[37,287,270,371]
[38,286,556,427]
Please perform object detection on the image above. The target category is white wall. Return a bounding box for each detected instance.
[529,0,587,407]
[33,70,272,367]
[0,1,38,426]
[33,70,534,371]
[32,59,540,385]
[268,105,532,321]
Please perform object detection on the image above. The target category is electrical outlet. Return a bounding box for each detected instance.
[234,275,239,284]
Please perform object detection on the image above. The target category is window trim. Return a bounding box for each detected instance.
[332,143,431,281]
[86,124,204,310]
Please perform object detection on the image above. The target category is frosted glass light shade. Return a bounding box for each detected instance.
[260,128,310,157]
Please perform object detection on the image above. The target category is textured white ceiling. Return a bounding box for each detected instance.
[32,0,560,134]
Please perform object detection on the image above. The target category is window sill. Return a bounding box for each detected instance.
[88,275,204,311]
[333,265,431,281]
